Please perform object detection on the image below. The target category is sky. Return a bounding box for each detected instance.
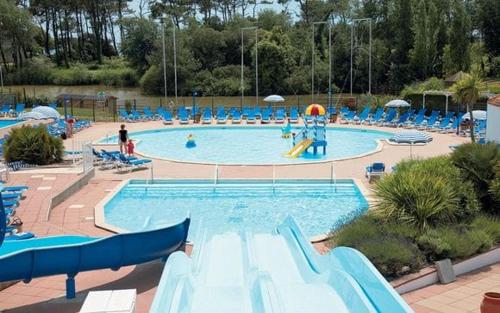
[128,0,301,21]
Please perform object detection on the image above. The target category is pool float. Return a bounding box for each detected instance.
[185,134,196,148]
[281,123,292,138]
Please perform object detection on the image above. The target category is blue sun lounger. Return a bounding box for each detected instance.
[178,109,189,124]
[202,108,212,124]
[231,110,242,124]
[381,109,397,126]
[143,107,155,120]
[216,109,227,124]
[368,108,384,125]
[290,108,299,123]
[419,110,440,129]
[116,154,152,172]
[14,103,25,116]
[275,109,286,123]
[247,110,257,124]
[161,110,173,124]
[365,162,386,182]
[1,105,10,116]
[355,107,371,124]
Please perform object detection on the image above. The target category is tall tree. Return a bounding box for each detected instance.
[445,0,471,75]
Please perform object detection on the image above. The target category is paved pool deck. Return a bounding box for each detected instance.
[1,118,489,313]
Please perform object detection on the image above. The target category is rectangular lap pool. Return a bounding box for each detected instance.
[101,179,369,241]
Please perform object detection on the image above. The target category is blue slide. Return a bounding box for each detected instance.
[0,197,190,298]
[150,216,413,313]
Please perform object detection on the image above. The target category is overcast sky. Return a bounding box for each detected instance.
[128,0,300,21]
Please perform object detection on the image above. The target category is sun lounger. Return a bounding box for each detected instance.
[143,107,156,120]
[289,108,299,123]
[355,107,371,124]
[368,108,384,125]
[247,110,257,124]
[381,109,397,126]
[232,111,242,124]
[1,104,10,116]
[0,185,29,193]
[216,109,227,124]
[202,108,212,124]
[115,153,152,173]
[365,162,386,182]
[13,103,25,117]
[161,110,173,124]
[178,110,189,124]
[275,110,286,123]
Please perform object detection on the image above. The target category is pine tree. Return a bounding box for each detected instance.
[447,0,471,74]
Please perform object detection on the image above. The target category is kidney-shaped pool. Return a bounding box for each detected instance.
[99,126,391,165]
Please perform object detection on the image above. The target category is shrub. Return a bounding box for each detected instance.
[140,65,163,95]
[374,157,480,231]
[5,56,54,85]
[471,214,500,243]
[3,125,64,165]
[417,226,493,261]
[451,143,500,214]
[332,215,423,277]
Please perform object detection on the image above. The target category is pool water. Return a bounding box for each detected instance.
[99,126,391,164]
[103,180,369,241]
[0,120,21,129]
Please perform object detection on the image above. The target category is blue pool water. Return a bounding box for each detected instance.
[99,126,391,164]
[0,120,21,129]
[103,180,368,240]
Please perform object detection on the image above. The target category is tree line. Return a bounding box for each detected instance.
[0,0,499,97]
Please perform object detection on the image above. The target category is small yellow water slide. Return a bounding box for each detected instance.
[284,139,313,158]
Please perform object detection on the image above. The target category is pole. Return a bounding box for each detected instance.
[172,21,178,106]
[161,17,168,105]
[368,19,372,95]
[328,24,332,110]
[311,23,315,103]
[241,29,244,109]
[350,23,353,95]
[0,64,3,94]
[255,28,259,107]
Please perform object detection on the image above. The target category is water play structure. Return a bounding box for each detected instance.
[150,216,412,313]
[285,105,327,158]
[0,197,190,299]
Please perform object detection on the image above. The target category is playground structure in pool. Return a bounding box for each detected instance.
[283,104,328,158]
[150,216,413,313]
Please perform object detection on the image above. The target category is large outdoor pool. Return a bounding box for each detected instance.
[0,120,22,129]
[101,180,369,241]
[99,126,391,164]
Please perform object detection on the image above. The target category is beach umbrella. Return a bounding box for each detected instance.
[390,130,433,144]
[32,106,61,119]
[305,104,326,116]
[263,95,285,103]
[17,111,46,120]
[385,99,411,108]
[390,130,433,158]
[462,110,487,120]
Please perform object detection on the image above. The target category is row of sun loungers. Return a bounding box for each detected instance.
[1,103,25,117]
[93,149,152,173]
[47,118,91,137]
[1,185,34,241]
[340,107,486,136]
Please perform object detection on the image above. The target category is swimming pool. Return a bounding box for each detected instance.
[100,179,369,241]
[0,120,21,129]
[99,126,391,164]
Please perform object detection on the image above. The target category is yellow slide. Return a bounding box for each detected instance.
[284,139,313,158]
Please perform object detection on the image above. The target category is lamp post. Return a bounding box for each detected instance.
[172,20,178,106]
[159,16,168,105]
[350,18,372,95]
[311,21,332,106]
[0,64,3,94]
[241,26,259,108]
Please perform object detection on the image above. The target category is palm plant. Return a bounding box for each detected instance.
[450,73,482,142]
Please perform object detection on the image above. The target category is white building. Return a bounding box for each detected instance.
[486,95,500,143]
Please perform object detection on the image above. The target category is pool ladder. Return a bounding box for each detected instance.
[330,163,337,192]
[272,165,276,194]
[213,164,219,192]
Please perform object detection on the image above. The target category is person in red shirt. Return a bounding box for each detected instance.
[127,139,135,156]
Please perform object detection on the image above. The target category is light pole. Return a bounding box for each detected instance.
[241,26,259,107]
[160,16,168,105]
[350,18,372,95]
[172,20,178,106]
[311,21,332,105]
[0,64,3,94]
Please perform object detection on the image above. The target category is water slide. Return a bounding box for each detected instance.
[0,197,190,299]
[150,216,413,313]
[284,139,313,158]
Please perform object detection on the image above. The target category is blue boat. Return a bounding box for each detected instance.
[0,196,190,299]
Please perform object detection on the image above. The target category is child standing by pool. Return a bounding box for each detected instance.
[127,139,135,156]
